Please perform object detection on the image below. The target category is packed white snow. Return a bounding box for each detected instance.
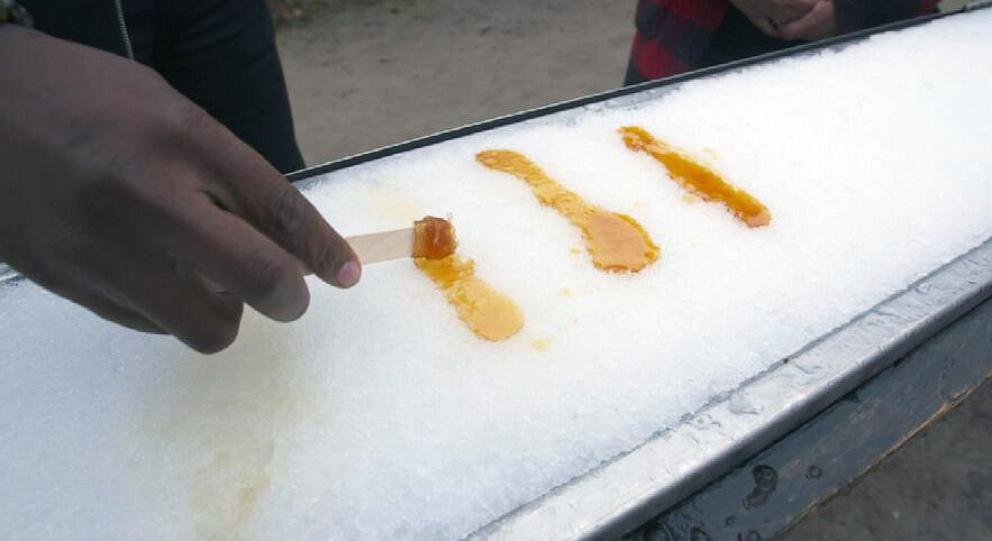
[2,10,992,540]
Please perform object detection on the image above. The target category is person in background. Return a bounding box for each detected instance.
[0,0,361,353]
[625,0,939,84]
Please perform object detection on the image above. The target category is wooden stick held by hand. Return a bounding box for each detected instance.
[347,216,457,264]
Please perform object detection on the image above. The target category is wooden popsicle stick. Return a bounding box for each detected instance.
[346,227,415,264]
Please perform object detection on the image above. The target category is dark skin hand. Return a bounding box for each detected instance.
[729,0,818,36]
[0,25,362,353]
[777,0,838,41]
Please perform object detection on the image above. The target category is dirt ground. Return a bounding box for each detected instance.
[276,0,634,165]
[274,2,992,538]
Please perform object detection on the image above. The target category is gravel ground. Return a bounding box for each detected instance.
[275,3,992,538]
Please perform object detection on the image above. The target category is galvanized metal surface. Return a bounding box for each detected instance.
[624,296,992,541]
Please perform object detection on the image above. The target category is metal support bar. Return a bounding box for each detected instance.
[623,298,992,541]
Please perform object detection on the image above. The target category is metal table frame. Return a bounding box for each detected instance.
[625,285,992,540]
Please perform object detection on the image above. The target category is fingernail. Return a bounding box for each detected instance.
[336,260,361,288]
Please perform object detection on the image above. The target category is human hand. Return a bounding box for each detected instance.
[776,0,839,41]
[729,0,818,37]
[0,25,360,353]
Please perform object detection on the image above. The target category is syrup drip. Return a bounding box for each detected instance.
[620,126,771,228]
[477,150,660,273]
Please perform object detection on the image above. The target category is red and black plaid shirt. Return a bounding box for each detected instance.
[628,0,939,83]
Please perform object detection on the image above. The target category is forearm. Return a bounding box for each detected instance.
[833,0,938,34]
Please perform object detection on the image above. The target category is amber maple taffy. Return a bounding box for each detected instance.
[412,217,524,341]
[619,126,771,228]
[412,216,457,259]
[476,150,660,273]
[346,217,457,264]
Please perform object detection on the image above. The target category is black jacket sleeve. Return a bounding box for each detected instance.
[834,0,935,34]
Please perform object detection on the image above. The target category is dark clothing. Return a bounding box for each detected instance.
[624,0,729,84]
[701,6,800,68]
[625,0,939,86]
[21,0,305,174]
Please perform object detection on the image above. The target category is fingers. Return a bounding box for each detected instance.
[166,195,312,322]
[771,0,818,24]
[111,261,245,354]
[17,260,166,334]
[237,179,362,289]
[77,229,245,353]
[732,0,819,37]
[66,287,166,334]
[777,0,838,41]
[53,222,245,352]
[754,16,782,38]
[182,115,362,290]
[83,296,166,334]
[736,4,783,38]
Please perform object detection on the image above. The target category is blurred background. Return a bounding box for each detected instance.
[268,1,990,539]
